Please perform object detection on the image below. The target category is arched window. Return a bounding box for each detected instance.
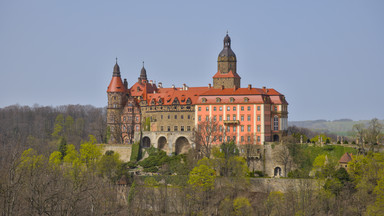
[202,98,207,103]
[230,97,235,102]
[216,97,221,102]
[273,116,279,131]
[244,97,249,102]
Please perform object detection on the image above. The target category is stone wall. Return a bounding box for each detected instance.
[248,178,320,193]
[101,144,132,162]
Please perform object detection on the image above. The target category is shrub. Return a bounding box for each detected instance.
[143,166,159,173]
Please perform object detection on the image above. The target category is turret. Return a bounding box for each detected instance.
[107,59,127,143]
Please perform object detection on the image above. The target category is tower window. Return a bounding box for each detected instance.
[274,116,279,131]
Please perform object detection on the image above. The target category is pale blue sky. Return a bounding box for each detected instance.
[0,0,383,121]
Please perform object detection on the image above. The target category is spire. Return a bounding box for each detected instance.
[139,61,147,80]
[113,58,121,77]
[219,33,236,58]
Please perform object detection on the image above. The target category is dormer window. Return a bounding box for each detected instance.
[173,97,179,104]
[186,98,191,104]
[244,97,249,102]
[202,98,207,103]
[230,97,235,102]
[158,98,163,105]
[151,99,156,105]
[137,87,140,91]
[216,97,221,103]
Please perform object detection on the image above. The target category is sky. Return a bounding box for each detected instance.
[0,0,383,121]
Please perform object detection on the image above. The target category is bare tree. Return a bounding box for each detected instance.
[366,118,383,152]
[352,123,366,154]
[192,119,220,158]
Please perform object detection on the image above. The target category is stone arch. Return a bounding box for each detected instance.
[157,136,168,152]
[274,167,282,177]
[142,136,151,148]
[175,136,190,155]
[273,134,279,142]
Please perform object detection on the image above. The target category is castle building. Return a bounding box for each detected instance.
[107,34,288,154]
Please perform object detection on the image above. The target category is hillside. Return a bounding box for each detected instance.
[289,119,384,136]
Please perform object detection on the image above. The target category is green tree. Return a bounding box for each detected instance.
[367,175,384,215]
[52,114,64,138]
[58,137,67,159]
[79,135,102,169]
[233,197,253,216]
[48,151,62,167]
[188,164,216,191]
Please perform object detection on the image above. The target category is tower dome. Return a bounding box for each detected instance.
[218,33,236,58]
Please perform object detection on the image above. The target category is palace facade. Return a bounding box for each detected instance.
[107,34,288,154]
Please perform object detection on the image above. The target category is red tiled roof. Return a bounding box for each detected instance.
[146,87,209,106]
[107,77,127,93]
[212,70,241,78]
[130,81,158,97]
[339,152,353,163]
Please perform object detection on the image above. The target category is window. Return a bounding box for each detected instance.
[227,126,230,132]
[230,97,235,102]
[187,126,191,131]
[233,136,236,141]
[247,136,251,142]
[188,115,190,119]
[241,136,244,142]
[161,115,163,120]
[136,125,139,131]
[257,106,260,111]
[241,125,244,132]
[206,107,209,111]
[181,126,184,131]
[219,115,222,121]
[219,125,223,132]
[241,106,244,111]
[175,115,177,119]
[257,116,260,121]
[136,116,139,121]
[123,126,126,131]
[233,106,236,111]
[174,126,178,131]
[274,106,278,111]
[167,126,170,131]
[227,106,230,111]
[257,136,260,142]
[213,115,217,121]
[213,106,217,111]
[168,115,170,119]
[274,116,279,130]
[213,136,216,142]
[198,107,201,111]
[247,115,251,121]
[241,115,244,121]
[219,106,223,111]
[257,125,261,132]
[202,98,207,103]
[244,97,249,102]
[233,126,236,132]
[247,106,251,111]
[216,98,221,102]
[219,136,223,142]
[233,115,236,120]
[198,116,201,121]
[227,136,230,142]
[181,115,184,119]
[206,116,209,121]
[247,125,251,132]
[227,115,230,120]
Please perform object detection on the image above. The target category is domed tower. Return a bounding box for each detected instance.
[107,59,127,143]
[213,33,241,89]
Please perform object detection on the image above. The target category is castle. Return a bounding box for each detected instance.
[107,34,288,155]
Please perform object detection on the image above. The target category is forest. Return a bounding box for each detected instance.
[0,104,383,215]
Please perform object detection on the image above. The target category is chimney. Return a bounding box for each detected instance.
[233,86,237,91]
[149,80,153,85]
[158,82,163,88]
[208,83,211,88]
[221,85,224,90]
[124,79,128,89]
[248,84,252,90]
[182,83,187,90]
[172,84,175,89]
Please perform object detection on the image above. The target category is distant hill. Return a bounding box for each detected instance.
[289,119,384,136]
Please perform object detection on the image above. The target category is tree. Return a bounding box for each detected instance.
[276,143,291,177]
[188,164,216,192]
[79,135,102,169]
[366,118,383,152]
[192,119,220,158]
[233,197,253,216]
